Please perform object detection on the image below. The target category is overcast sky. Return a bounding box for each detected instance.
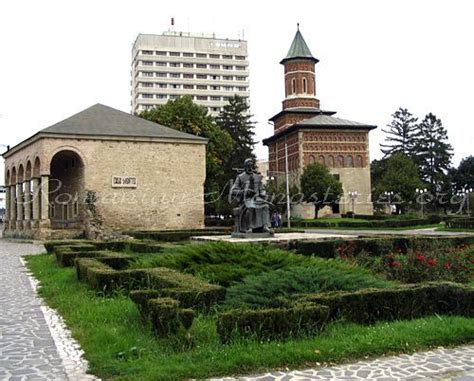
[1,0,473,185]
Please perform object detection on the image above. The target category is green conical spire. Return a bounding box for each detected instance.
[280,24,319,64]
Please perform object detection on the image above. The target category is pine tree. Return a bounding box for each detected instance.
[381,108,418,157]
[413,113,453,193]
[216,95,256,175]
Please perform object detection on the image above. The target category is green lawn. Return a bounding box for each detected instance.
[26,253,474,381]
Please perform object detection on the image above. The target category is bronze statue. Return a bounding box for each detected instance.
[230,158,273,236]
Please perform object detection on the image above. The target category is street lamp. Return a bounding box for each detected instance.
[416,188,428,218]
[348,191,358,217]
[459,187,473,216]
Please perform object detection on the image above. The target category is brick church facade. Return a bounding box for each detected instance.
[263,26,376,217]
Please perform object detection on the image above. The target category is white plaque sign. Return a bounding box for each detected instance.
[112,176,137,188]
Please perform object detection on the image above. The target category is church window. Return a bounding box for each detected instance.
[345,155,354,167]
[291,78,296,94]
[327,155,334,167]
[303,78,307,93]
[337,155,344,168]
[356,155,363,167]
[309,155,315,164]
[318,155,325,165]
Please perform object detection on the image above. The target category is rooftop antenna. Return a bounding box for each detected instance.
[171,17,175,32]
[297,22,300,31]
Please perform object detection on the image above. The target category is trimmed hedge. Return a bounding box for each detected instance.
[289,236,474,259]
[75,259,225,309]
[446,218,474,229]
[130,290,194,336]
[217,303,329,343]
[296,282,474,324]
[44,240,92,253]
[54,244,134,268]
[124,229,230,242]
[292,215,443,229]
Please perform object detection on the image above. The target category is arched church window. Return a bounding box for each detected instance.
[318,155,325,165]
[303,78,307,93]
[291,78,296,94]
[309,155,315,164]
[336,155,344,168]
[327,155,335,168]
[345,155,354,167]
[356,155,363,167]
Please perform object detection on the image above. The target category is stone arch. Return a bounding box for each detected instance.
[308,155,316,164]
[11,167,17,184]
[33,157,41,178]
[25,160,32,180]
[18,164,25,183]
[48,146,87,170]
[327,155,334,168]
[336,155,344,168]
[345,155,354,168]
[317,155,325,166]
[49,150,85,229]
[6,169,11,186]
[356,155,363,167]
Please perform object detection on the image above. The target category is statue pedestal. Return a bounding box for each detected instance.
[231,231,274,239]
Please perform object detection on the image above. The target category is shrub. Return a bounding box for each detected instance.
[223,263,393,310]
[217,303,329,343]
[54,244,98,266]
[44,240,92,253]
[124,229,229,242]
[297,282,474,324]
[446,218,474,230]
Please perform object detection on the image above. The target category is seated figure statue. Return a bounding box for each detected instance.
[229,158,273,236]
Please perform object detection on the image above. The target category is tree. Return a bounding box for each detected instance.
[216,95,256,175]
[375,153,423,214]
[381,108,418,158]
[370,157,388,212]
[265,180,300,215]
[300,163,343,218]
[412,113,453,194]
[138,96,233,214]
[451,156,474,191]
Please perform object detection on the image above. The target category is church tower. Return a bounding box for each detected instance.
[263,26,376,217]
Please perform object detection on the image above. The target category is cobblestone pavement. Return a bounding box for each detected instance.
[211,345,474,381]
[0,237,96,380]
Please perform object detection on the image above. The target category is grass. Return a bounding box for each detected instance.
[26,253,474,381]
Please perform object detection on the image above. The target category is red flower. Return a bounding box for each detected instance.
[416,255,426,262]
[390,261,401,268]
[427,259,438,267]
[443,263,452,269]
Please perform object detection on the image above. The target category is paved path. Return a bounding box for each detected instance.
[0,237,95,381]
[212,345,474,380]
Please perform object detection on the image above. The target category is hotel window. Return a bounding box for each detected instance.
[156,72,167,77]
[210,64,220,69]
[169,62,180,67]
[170,73,181,78]
[157,83,167,88]
[196,95,208,100]
[196,74,207,79]
[142,72,153,77]
[223,75,233,80]
[210,54,220,59]
[236,65,246,70]
[196,63,207,68]
[211,85,221,90]
[291,78,296,94]
[224,86,233,91]
[196,53,207,58]
[223,54,233,59]
[141,82,153,87]
[236,76,246,81]
[237,86,247,91]
[169,95,179,99]
[169,52,180,57]
[156,61,167,67]
[142,93,153,99]
[183,73,194,78]
[171,84,181,89]
[183,52,194,57]
[211,96,221,101]
[211,75,220,80]
[183,63,194,68]
[223,65,233,70]
[196,85,207,90]
[142,60,153,66]
[235,55,245,60]
[141,50,153,55]
[183,84,194,89]
[156,94,167,99]
[155,51,166,56]
[303,78,307,93]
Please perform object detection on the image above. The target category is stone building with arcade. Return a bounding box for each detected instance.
[263,27,376,217]
[2,104,207,239]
